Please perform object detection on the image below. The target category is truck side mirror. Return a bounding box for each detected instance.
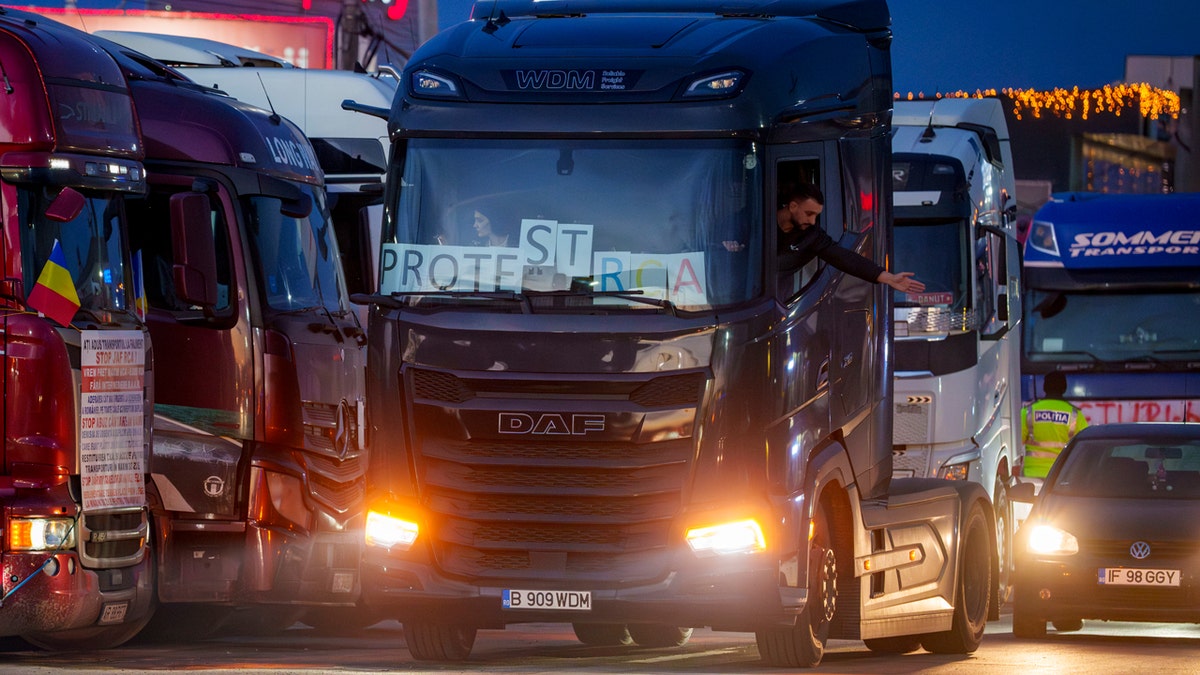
[169,192,219,308]
[281,193,312,219]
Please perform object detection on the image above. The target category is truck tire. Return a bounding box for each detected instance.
[627,624,692,648]
[404,622,476,661]
[572,623,633,646]
[920,499,991,653]
[755,501,836,668]
[994,475,1014,606]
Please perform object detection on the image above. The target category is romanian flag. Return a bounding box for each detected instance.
[27,239,81,327]
[131,249,147,321]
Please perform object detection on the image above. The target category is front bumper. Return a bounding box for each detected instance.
[0,552,154,636]
[1015,556,1200,624]
[361,550,795,630]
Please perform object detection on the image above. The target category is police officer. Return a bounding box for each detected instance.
[1020,372,1088,478]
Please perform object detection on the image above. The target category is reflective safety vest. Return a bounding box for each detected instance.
[1021,398,1088,478]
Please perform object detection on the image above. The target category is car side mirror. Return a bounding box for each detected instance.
[1009,481,1037,503]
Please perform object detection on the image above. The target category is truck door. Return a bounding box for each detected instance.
[770,150,839,490]
[127,177,250,517]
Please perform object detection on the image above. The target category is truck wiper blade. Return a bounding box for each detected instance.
[349,290,532,313]
[527,289,678,316]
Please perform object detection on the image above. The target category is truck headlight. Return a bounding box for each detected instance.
[10,517,76,551]
[937,462,970,481]
[1027,524,1078,556]
[685,518,766,557]
[365,510,419,551]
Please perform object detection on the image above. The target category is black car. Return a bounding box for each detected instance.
[1011,422,1200,638]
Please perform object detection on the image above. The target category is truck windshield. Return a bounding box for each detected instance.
[18,185,128,315]
[382,138,763,312]
[893,220,971,331]
[244,185,351,314]
[1024,288,1200,364]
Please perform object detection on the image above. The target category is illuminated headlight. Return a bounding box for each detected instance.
[410,69,463,99]
[1027,524,1078,555]
[937,462,970,481]
[365,510,419,551]
[681,70,747,99]
[10,517,76,551]
[686,519,766,557]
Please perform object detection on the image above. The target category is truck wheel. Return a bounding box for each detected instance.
[994,476,1014,606]
[404,622,476,661]
[134,604,232,643]
[921,499,991,653]
[755,502,836,668]
[627,624,692,648]
[863,636,923,654]
[572,623,633,646]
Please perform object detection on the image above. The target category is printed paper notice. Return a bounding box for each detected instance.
[80,330,146,510]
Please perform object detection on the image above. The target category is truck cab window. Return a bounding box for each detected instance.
[127,189,234,319]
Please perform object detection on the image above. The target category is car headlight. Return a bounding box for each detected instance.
[9,517,76,551]
[1027,524,1079,555]
[685,518,766,557]
[365,510,420,551]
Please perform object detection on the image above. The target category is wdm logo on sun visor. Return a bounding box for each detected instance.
[502,69,644,91]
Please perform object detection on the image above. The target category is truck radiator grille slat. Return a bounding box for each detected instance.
[417,433,691,583]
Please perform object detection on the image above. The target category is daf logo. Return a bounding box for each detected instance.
[333,399,354,459]
[498,412,605,435]
[204,476,225,498]
[1129,541,1152,560]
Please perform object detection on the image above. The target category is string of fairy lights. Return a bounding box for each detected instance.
[896,83,1182,121]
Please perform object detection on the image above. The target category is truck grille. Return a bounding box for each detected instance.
[302,401,367,518]
[409,369,702,587]
[78,508,148,568]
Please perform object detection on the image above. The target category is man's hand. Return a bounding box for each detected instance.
[878,271,925,294]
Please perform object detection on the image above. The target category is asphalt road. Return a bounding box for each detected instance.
[1,608,1198,674]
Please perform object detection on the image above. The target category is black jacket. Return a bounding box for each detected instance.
[778,225,883,283]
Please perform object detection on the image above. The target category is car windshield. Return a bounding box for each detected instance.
[244,185,351,314]
[380,138,763,312]
[1024,289,1200,364]
[18,185,129,315]
[1053,436,1200,499]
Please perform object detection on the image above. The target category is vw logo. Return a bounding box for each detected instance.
[1129,541,1152,560]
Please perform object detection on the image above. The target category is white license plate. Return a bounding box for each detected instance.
[502,589,592,611]
[1098,567,1181,586]
[330,571,355,594]
[98,602,129,625]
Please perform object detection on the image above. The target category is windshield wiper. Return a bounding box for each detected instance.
[527,289,678,316]
[350,290,533,313]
